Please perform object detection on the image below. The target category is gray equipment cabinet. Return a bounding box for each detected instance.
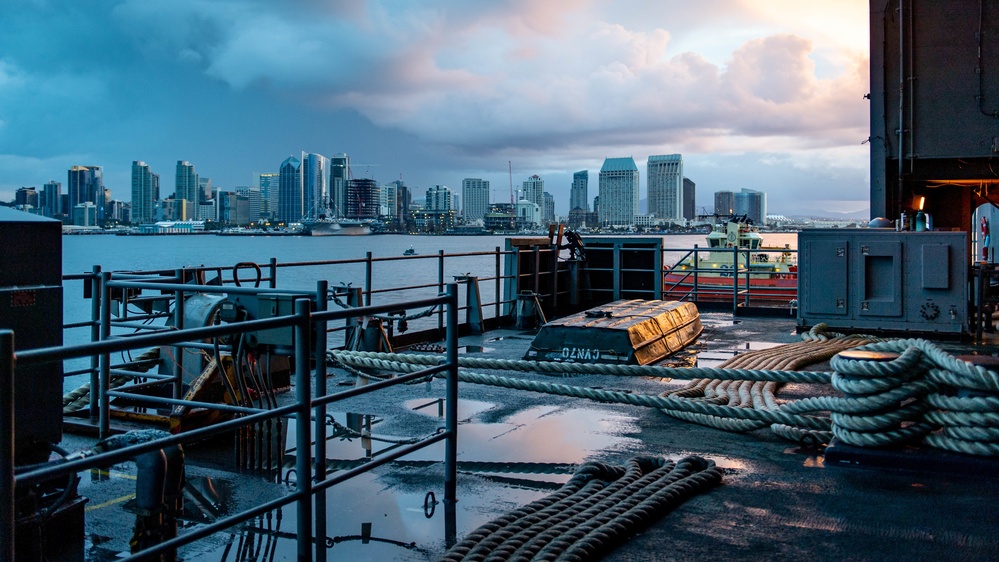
[797,229,968,334]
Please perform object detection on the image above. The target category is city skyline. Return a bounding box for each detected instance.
[1,1,871,217]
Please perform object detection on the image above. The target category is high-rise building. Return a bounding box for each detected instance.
[278,156,302,223]
[734,188,767,225]
[302,152,329,218]
[714,191,735,216]
[236,186,261,223]
[543,192,555,225]
[198,177,212,204]
[131,161,158,224]
[345,178,379,219]
[570,170,588,212]
[682,178,696,221]
[257,173,279,221]
[522,175,545,212]
[461,178,490,221]
[67,165,104,220]
[597,157,639,227]
[175,161,199,205]
[15,187,38,208]
[41,181,62,218]
[647,154,683,222]
[329,153,350,217]
[426,185,453,211]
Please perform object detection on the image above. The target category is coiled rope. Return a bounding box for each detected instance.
[439,455,721,562]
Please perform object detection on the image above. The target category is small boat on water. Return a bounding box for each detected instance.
[663,218,797,301]
[404,246,417,256]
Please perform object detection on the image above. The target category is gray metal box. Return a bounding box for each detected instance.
[797,230,968,334]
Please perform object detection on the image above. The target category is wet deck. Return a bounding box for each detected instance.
[65,313,999,561]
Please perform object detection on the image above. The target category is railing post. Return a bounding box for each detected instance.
[89,265,102,421]
[364,251,373,307]
[99,271,112,439]
[443,283,459,527]
[732,247,738,315]
[293,297,313,561]
[313,281,328,562]
[269,258,278,289]
[438,250,445,334]
[0,330,15,562]
[494,246,501,323]
[173,269,186,399]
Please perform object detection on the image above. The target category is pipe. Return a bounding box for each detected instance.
[0,331,14,562]
[898,0,905,212]
[979,0,999,117]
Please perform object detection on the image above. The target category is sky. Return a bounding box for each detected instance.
[0,0,872,217]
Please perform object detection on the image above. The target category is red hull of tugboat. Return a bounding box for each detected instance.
[663,272,798,301]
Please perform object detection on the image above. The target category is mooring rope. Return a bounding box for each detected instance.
[63,348,162,414]
[332,331,999,456]
[439,455,722,562]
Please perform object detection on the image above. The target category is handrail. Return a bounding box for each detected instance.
[1,283,462,562]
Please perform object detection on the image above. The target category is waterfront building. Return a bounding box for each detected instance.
[544,192,555,225]
[570,171,589,212]
[195,200,217,222]
[278,155,302,223]
[410,208,456,233]
[734,188,767,225]
[647,154,683,222]
[516,198,541,228]
[714,191,734,216]
[302,152,329,218]
[683,178,696,221]
[598,157,639,227]
[67,165,104,220]
[175,161,199,206]
[346,178,379,219]
[257,173,279,221]
[461,178,489,221]
[235,186,261,223]
[329,153,349,218]
[138,221,205,234]
[72,202,98,226]
[131,161,158,224]
[41,181,61,218]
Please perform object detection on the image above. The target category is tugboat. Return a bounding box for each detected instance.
[663,217,797,301]
[404,246,417,256]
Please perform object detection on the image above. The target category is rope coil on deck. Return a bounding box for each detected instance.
[439,455,721,562]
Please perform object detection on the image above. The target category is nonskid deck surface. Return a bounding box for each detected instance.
[65,313,999,561]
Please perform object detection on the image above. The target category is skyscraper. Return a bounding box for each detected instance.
[41,181,62,218]
[570,170,589,212]
[597,157,639,227]
[67,165,104,220]
[302,152,329,218]
[257,173,279,221]
[174,161,199,207]
[329,153,349,217]
[647,154,683,221]
[714,191,735,216]
[131,161,158,224]
[734,188,767,225]
[522,175,545,212]
[462,178,490,221]
[278,156,302,223]
[682,178,696,220]
[236,186,261,223]
[346,178,379,218]
[543,192,555,224]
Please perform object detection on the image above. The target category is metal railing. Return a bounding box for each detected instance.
[663,245,799,313]
[1,283,461,562]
